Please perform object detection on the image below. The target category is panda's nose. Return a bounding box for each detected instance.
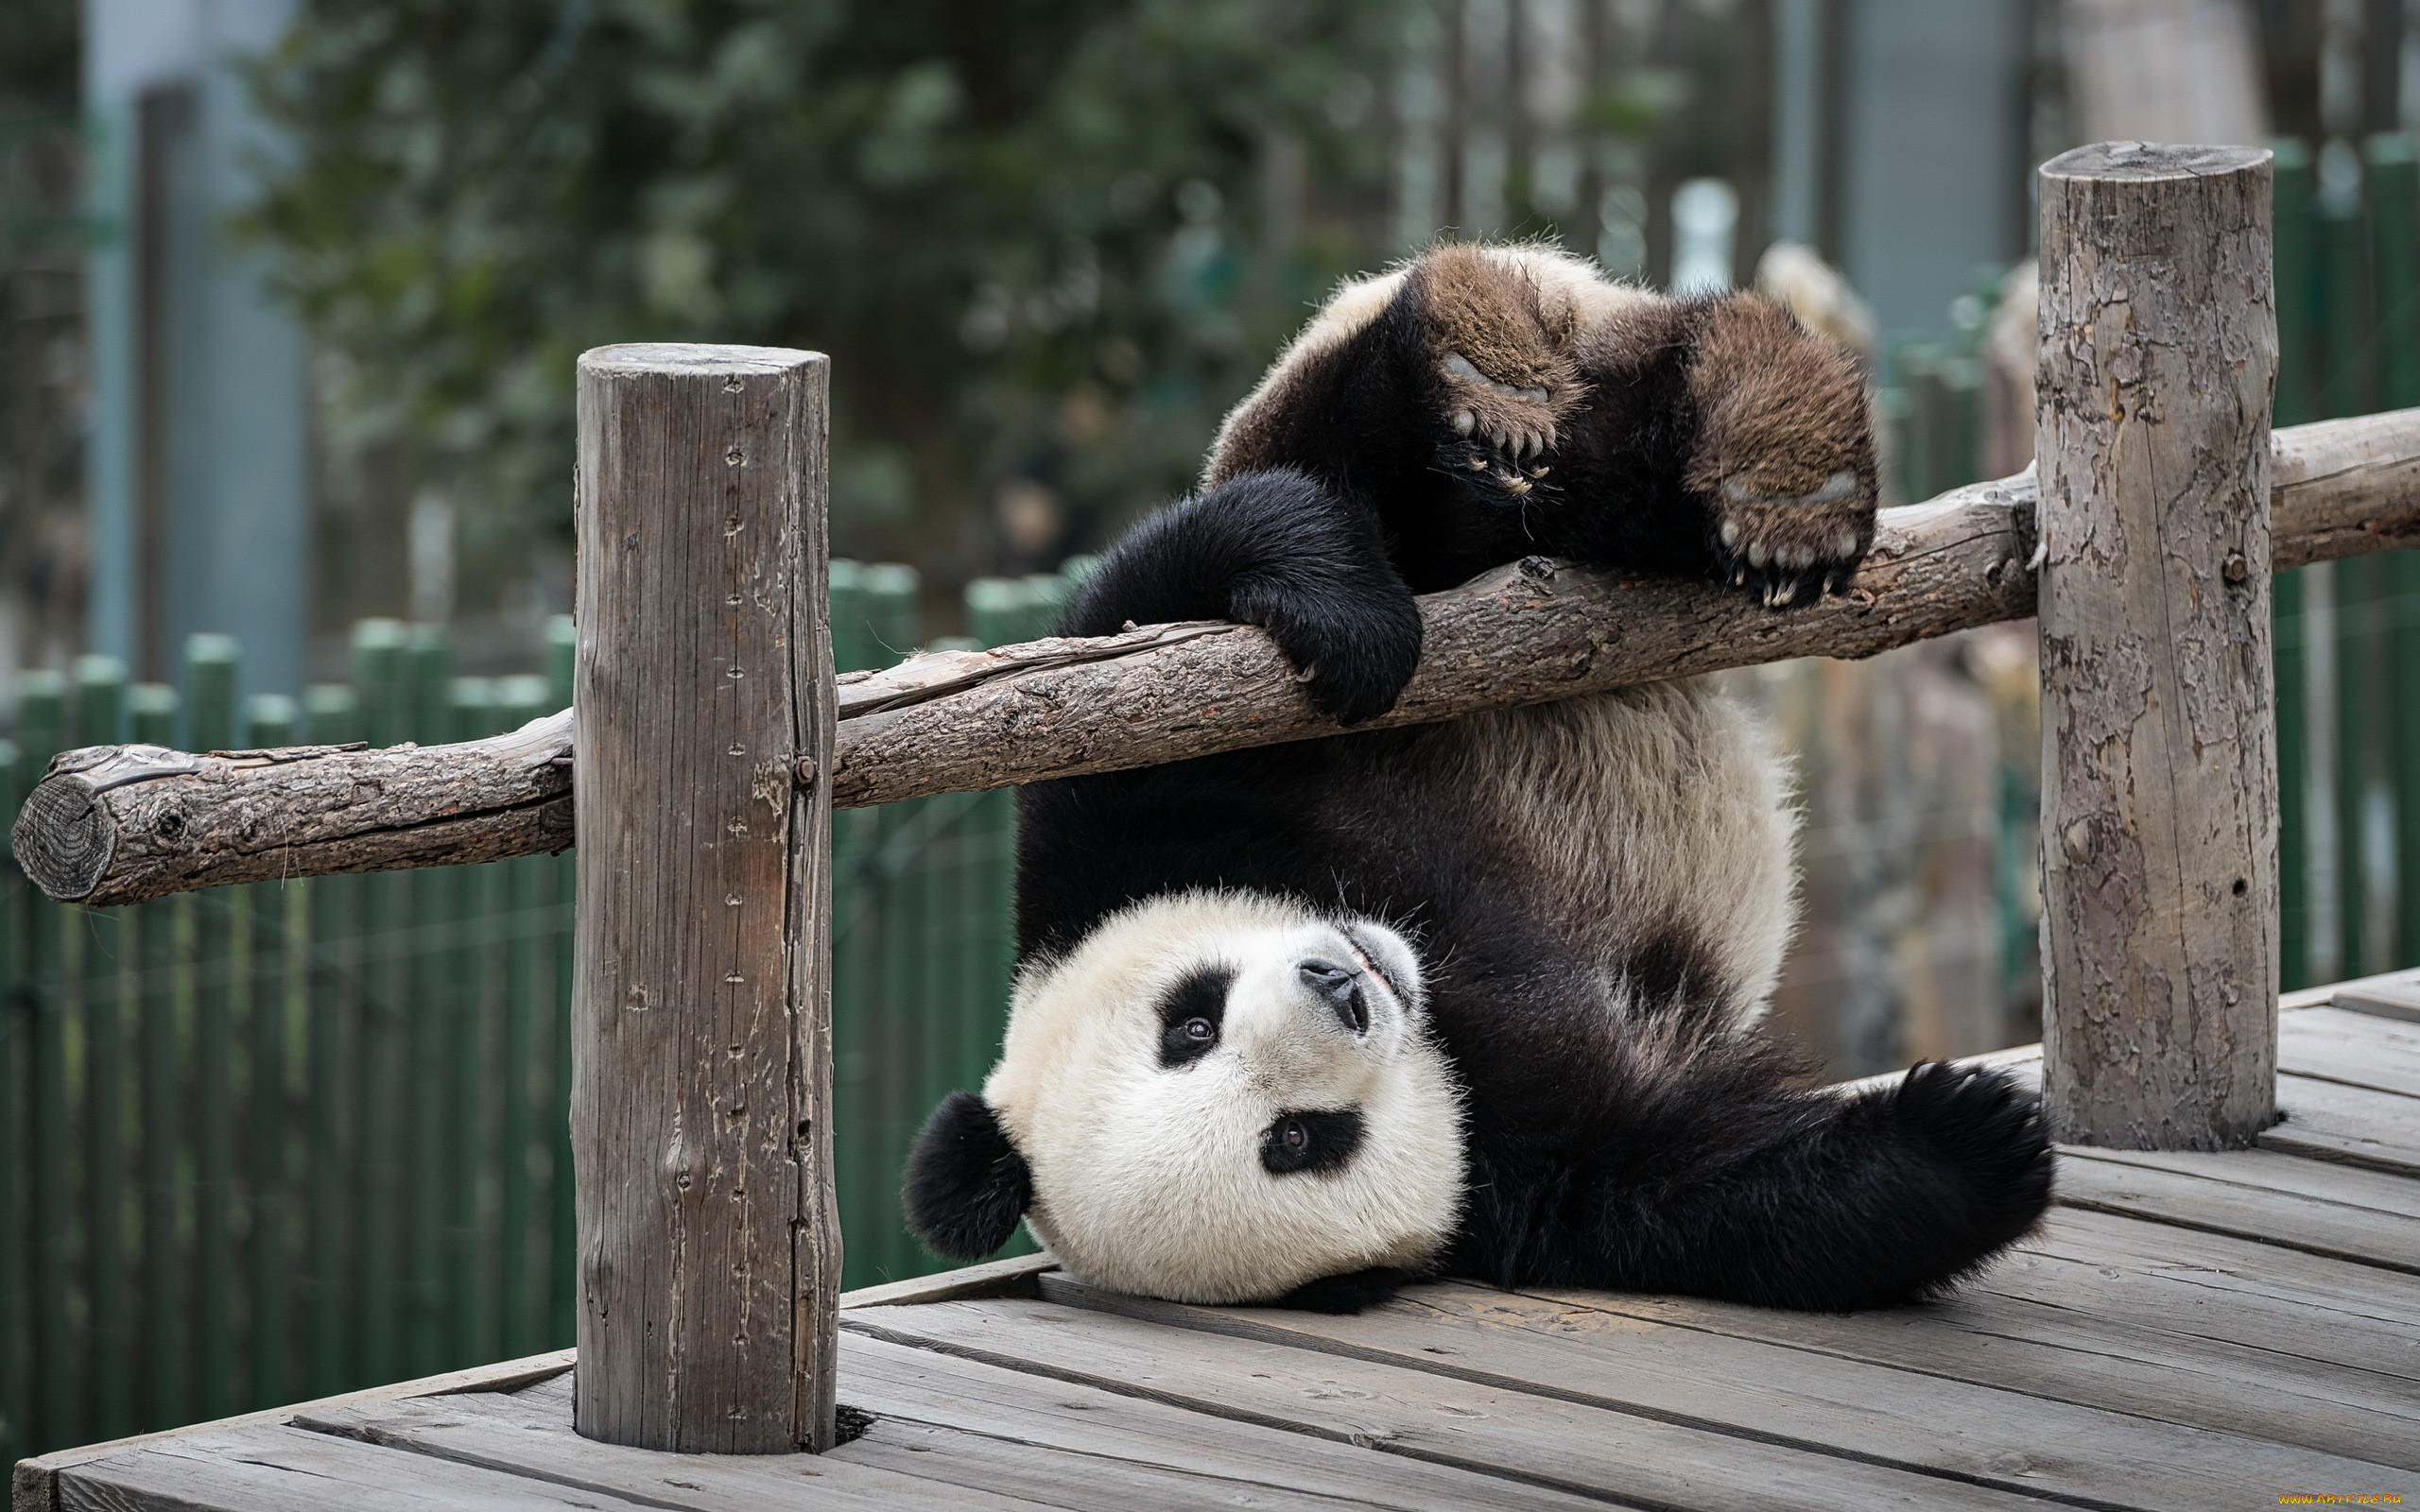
[1299,959,1368,1035]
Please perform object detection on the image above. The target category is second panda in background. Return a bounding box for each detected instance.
[904,243,2053,1314]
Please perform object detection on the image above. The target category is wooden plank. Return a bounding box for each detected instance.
[2056,1143,2420,1271]
[1504,1278,2420,1473]
[845,1301,2062,1511]
[2331,970,2420,1022]
[52,1421,664,1512]
[2018,1203,2420,1324]
[356,1358,1623,1512]
[2264,1073,2420,1174]
[2279,1004,2420,1097]
[2060,1143,2420,1219]
[1979,1207,2420,1382]
[838,1253,1056,1309]
[827,1333,1616,1512]
[852,1294,2395,1510]
[11,1349,573,1512]
[297,1388,1046,1512]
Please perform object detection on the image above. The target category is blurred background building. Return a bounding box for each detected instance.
[3,0,2419,1459]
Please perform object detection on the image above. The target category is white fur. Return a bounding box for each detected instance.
[1432,679,1799,1027]
[985,892,1464,1304]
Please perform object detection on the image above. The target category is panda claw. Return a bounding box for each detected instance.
[1453,410,1476,438]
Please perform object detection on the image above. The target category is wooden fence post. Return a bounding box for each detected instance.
[2037,142,2280,1148]
[572,344,838,1452]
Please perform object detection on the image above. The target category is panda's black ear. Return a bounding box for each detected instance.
[903,1091,1032,1261]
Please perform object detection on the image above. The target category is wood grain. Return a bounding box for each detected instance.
[569,344,839,1452]
[53,1422,661,1512]
[2262,1074,2420,1175]
[844,1299,2060,1511]
[959,1282,2404,1510]
[2035,142,2281,1148]
[297,1390,1045,1512]
[2054,1144,2420,1272]
[1500,1272,2420,1472]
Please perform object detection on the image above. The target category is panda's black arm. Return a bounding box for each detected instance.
[1058,468,1422,724]
[1452,1061,2053,1311]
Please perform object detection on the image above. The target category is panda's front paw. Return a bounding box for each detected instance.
[1712,476,1875,608]
[1265,603,1424,725]
[1405,246,1585,507]
[1685,294,1878,608]
[1436,352,1574,502]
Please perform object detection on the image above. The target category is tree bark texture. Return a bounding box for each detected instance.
[15,408,2420,909]
[569,345,838,1452]
[2036,142,2279,1150]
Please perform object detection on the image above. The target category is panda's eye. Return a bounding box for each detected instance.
[1156,967,1233,1069]
[1261,1108,1365,1176]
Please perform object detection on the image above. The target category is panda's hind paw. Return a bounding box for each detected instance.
[1891,1061,2055,1245]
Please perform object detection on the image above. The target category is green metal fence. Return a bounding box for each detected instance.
[0,561,1083,1462]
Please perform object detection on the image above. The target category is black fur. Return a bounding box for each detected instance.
[1261,1108,1367,1176]
[903,1091,1031,1261]
[1273,1266,1423,1314]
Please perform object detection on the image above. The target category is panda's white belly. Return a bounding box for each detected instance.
[1424,678,1799,1029]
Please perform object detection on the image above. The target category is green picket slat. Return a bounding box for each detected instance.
[15,672,72,1450]
[2274,139,2320,427]
[2277,570,2309,989]
[452,678,504,1370]
[494,675,551,1359]
[2369,135,2420,411]
[302,682,359,1395]
[241,694,298,1411]
[2320,198,2374,421]
[127,684,187,1433]
[543,614,577,1349]
[349,623,409,1388]
[183,640,238,1422]
[70,656,132,1439]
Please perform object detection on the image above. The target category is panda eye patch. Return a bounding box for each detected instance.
[1261,1108,1365,1176]
[1156,967,1235,1068]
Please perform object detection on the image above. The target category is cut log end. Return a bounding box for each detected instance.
[12,775,113,902]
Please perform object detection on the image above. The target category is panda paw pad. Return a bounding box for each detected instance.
[1711,476,1875,608]
[1436,352,1574,500]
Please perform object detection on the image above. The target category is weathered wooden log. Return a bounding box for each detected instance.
[570,344,839,1452]
[2036,141,2279,1149]
[16,406,2420,907]
[9,713,572,906]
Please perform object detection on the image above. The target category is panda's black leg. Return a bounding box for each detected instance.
[1056,469,1421,724]
[1461,1060,2052,1310]
[1681,294,1880,607]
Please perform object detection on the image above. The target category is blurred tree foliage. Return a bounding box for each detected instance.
[0,0,76,112]
[251,0,1421,577]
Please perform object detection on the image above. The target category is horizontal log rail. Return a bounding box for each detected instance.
[16,406,2420,908]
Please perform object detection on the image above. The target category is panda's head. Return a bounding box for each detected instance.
[903,891,1464,1305]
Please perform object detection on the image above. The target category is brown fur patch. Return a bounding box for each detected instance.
[1406,247,1587,469]
[1684,295,1874,501]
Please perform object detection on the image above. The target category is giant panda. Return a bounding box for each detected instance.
[902,243,2053,1314]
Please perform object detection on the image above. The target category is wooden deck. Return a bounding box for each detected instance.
[18,988,2420,1512]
